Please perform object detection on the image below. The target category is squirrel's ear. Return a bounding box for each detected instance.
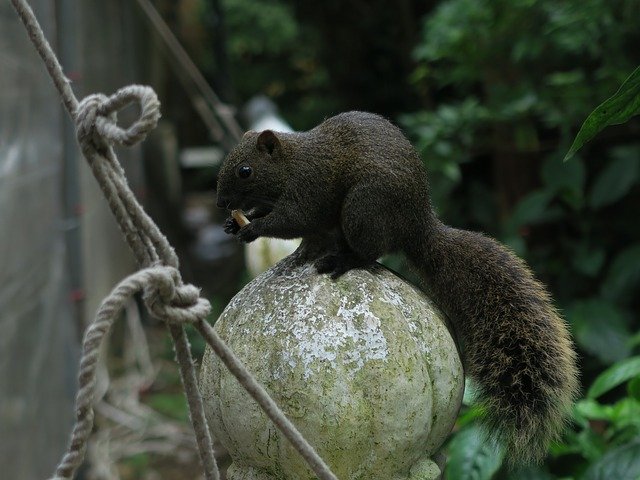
[256,130,281,156]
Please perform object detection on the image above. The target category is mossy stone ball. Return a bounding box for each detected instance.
[199,252,463,480]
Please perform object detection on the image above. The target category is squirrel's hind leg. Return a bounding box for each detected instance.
[314,181,410,278]
[314,248,369,279]
[312,232,371,279]
[297,230,369,278]
[339,181,407,262]
[314,180,412,278]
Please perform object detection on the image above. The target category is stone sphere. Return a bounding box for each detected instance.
[199,253,463,480]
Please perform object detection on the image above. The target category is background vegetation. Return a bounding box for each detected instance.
[163,0,640,478]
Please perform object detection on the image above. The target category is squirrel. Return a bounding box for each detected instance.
[216,111,579,465]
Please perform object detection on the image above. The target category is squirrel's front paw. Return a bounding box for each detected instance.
[237,224,260,243]
[224,216,240,235]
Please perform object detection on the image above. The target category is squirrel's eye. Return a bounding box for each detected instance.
[237,165,253,179]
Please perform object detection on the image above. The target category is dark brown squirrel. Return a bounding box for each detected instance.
[216,111,579,465]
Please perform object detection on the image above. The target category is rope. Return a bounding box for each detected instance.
[51,267,212,479]
[9,1,338,479]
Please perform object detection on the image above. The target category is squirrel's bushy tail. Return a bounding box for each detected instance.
[412,227,579,464]
[472,297,579,464]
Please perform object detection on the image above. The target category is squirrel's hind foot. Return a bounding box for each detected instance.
[314,251,369,279]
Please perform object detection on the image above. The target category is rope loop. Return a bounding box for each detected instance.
[143,266,212,325]
[76,85,161,151]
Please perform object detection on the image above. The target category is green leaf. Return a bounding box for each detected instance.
[542,154,586,195]
[574,399,613,422]
[572,246,605,277]
[445,425,504,480]
[564,65,640,161]
[601,244,640,302]
[121,453,151,477]
[629,377,640,401]
[589,153,639,209]
[588,356,640,399]
[503,465,553,480]
[502,235,527,257]
[456,405,486,428]
[568,300,632,364]
[574,427,608,461]
[505,190,557,234]
[610,398,640,427]
[582,440,640,480]
[145,393,189,422]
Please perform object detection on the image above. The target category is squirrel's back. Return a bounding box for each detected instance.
[311,112,427,176]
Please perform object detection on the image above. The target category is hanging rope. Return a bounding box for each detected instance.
[8,1,338,479]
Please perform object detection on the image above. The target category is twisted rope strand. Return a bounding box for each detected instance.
[9,0,78,115]
[10,1,338,479]
[168,324,220,480]
[82,148,156,265]
[76,89,173,267]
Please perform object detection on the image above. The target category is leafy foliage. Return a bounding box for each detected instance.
[587,357,640,399]
[445,425,504,480]
[216,0,336,127]
[568,299,632,364]
[401,0,640,477]
[582,441,640,480]
[189,0,640,477]
[588,147,640,208]
[565,66,640,161]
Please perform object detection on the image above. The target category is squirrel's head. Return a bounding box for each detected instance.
[216,129,286,212]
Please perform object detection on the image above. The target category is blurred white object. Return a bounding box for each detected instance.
[244,96,294,134]
[180,146,225,168]
[243,96,300,277]
[245,237,301,278]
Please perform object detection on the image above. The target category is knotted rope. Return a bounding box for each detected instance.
[51,266,212,480]
[9,1,337,479]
